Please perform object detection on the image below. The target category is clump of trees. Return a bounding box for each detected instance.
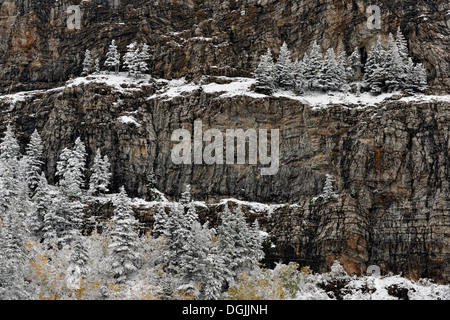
[254,27,427,96]
[0,127,267,300]
[81,40,152,78]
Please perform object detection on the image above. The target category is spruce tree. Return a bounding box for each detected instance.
[109,186,140,283]
[137,43,151,76]
[317,48,340,92]
[253,48,275,95]
[82,49,94,76]
[292,58,306,94]
[104,39,121,74]
[303,41,322,91]
[383,33,406,92]
[123,42,139,78]
[89,149,111,195]
[395,26,409,63]
[30,173,51,239]
[363,36,386,94]
[66,229,89,290]
[412,63,427,92]
[217,204,264,282]
[56,137,87,198]
[322,174,338,203]
[25,129,44,191]
[274,42,295,90]
[347,47,362,80]
[336,42,349,91]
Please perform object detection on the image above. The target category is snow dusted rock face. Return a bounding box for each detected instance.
[0,0,449,94]
[0,0,449,284]
[2,73,449,282]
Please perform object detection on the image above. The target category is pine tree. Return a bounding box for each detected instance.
[253,48,275,95]
[43,192,85,249]
[0,135,31,299]
[412,63,427,92]
[395,26,409,63]
[303,41,322,91]
[66,229,89,290]
[383,33,406,92]
[347,47,362,80]
[0,125,22,218]
[274,42,295,90]
[0,203,30,299]
[336,42,349,91]
[180,184,192,205]
[317,48,340,92]
[82,49,94,76]
[137,43,151,76]
[29,173,51,239]
[0,124,20,163]
[363,36,386,94]
[89,149,111,195]
[94,58,100,74]
[217,205,264,282]
[25,129,44,191]
[109,186,140,283]
[123,42,139,78]
[104,39,121,74]
[152,204,169,238]
[292,58,306,94]
[56,137,87,198]
[322,174,338,202]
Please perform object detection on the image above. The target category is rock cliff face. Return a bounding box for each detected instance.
[1,0,449,93]
[0,0,449,282]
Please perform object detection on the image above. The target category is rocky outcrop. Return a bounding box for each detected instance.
[1,77,449,282]
[0,0,449,283]
[1,0,449,94]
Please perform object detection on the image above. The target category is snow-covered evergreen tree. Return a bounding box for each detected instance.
[395,26,409,63]
[362,36,386,94]
[274,42,295,90]
[43,191,85,249]
[322,174,338,203]
[253,48,275,95]
[347,47,362,80]
[89,149,111,195]
[0,130,32,299]
[109,186,140,283]
[303,41,322,90]
[25,129,44,191]
[0,125,22,218]
[0,124,20,163]
[94,58,100,74]
[317,48,341,92]
[82,49,94,76]
[66,229,89,290]
[383,33,406,92]
[104,39,121,74]
[123,42,139,78]
[56,137,87,198]
[137,43,151,76]
[29,173,51,239]
[180,184,192,205]
[217,204,264,283]
[336,42,349,91]
[292,58,306,94]
[411,63,428,92]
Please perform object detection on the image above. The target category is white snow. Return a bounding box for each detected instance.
[65,73,152,94]
[217,198,285,216]
[117,115,141,127]
[147,77,266,101]
[398,94,450,104]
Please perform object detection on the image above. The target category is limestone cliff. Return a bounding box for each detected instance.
[0,0,449,282]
